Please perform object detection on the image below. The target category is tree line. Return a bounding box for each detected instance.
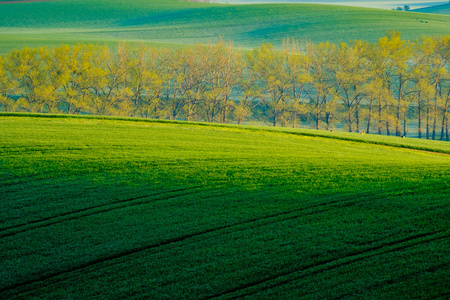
[1,31,450,139]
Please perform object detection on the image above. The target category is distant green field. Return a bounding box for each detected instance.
[413,3,450,15]
[1,114,449,299]
[0,0,450,53]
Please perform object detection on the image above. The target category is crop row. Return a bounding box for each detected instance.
[1,116,449,298]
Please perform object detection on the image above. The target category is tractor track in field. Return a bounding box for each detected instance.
[0,179,373,238]
[6,231,447,299]
[0,192,370,293]
[0,184,219,238]
[0,186,441,295]
[0,191,422,295]
[330,262,450,300]
[208,231,449,300]
[0,186,366,240]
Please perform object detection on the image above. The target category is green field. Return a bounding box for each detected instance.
[414,3,450,15]
[1,0,450,53]
[1,114,449,299]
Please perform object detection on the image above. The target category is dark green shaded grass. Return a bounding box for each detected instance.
[0,114,449,299]
[1,0,450,52]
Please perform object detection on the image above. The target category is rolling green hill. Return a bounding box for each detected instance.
[1,114,449,299]
[413,3,450,15]
[0,0,450,53]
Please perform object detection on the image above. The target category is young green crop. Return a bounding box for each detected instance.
[1,114,449,299]
[413,3,450,15]
[1,0,450,53]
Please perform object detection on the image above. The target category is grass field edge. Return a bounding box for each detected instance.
[1,112,449,155]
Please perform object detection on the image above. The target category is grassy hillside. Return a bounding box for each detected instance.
[0,0,450,53]
[413,3,450,15]
[1,114,449,299]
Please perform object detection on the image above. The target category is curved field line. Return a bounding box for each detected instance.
[330,262,450,300]
[209,232,449,300]
[1,191,445,295]
[2,180,432,237]
[263,129,450,156]
[0,192,372,294]
[2,190,419,295]
[0,178,389,238]
[0,184,220,238]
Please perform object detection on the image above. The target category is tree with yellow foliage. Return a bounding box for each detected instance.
[5,47,53,112]
[305,41,339,130]
[128,46,170,118]
[334,40,371,132]
[284,39,311,128]
[0,55,17,111]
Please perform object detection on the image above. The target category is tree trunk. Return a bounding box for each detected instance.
[315,107,320,130]
[426,105,430,139]
[222,94,228,123]
[403,112,407,137]
[292,113,297,128]
[378,101,382,135]
[366,99,373,134]
[446,118,449,141]
[432,85,438,140]
[356,105,360,133]
[396,77,402,136]
[432,101,437,140]
[325,112,330,131]
[418,93,422,139]
[347,108,353,132]
[440,107,448,140]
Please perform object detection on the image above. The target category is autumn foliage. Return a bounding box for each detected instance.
[1,32,450,139]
